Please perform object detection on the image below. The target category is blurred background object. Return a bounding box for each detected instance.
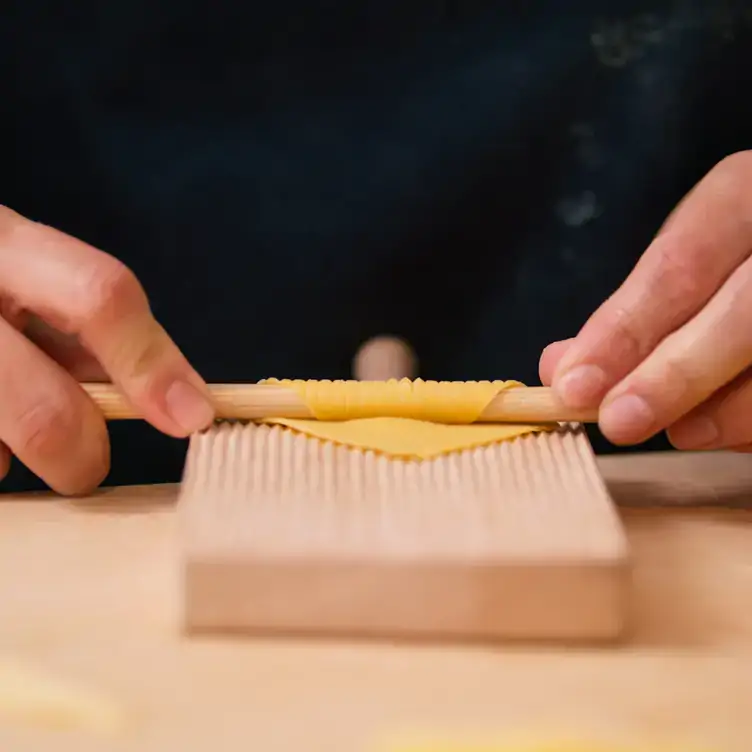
[353,336,417,381]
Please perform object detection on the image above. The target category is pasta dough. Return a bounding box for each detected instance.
[259,378,550,459]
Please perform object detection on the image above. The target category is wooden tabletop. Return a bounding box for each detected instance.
[2,450,752,751]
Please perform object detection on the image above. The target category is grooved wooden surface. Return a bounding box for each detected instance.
[181,422,628,640]
[1,450,752,750]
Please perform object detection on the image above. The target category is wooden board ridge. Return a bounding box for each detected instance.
[178,422,631,643]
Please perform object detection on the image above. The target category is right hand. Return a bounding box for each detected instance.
[0,206,216,495]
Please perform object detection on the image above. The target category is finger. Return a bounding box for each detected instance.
[0,207,215,436]
[598,255,752,445]
[24,315,108,381]
[667,370,752,451]
[551,151,752,408]
[0,442,10,481]
[0,316,110,495]
[538,338,574,385]
[3,294,103,379]
[0,296,29,331]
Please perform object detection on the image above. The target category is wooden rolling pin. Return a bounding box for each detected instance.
[80,382,598,424]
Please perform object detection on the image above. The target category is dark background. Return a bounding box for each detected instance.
[2,0,752,489]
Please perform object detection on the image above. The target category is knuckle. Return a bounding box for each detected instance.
[13,394,79,458]
[601,304,646,362]
[656,351,701,403]
[650,237,706,304]
[9,391,110,495]
[71,257,146,327]
[120,320,171,379]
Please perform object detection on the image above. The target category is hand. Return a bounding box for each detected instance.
[539,151,752,452]
[0,206,215,494]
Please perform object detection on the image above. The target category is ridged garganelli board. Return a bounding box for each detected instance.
[178,422,630,642]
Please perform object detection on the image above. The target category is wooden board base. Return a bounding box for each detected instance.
[179,422,630,642]
[3,452,752,750]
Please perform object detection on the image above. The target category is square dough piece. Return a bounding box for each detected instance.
[179,422,630,642]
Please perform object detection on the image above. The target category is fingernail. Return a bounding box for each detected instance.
[165,380,215,434]
[554,365,609,408]
[599,394,655,443]
[668,415,719,450]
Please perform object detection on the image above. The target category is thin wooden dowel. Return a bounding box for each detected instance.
[81,382,597,424]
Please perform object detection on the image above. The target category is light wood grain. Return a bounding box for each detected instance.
[1,451,752,750]
[80,382,597,424]
[181,423,628,642]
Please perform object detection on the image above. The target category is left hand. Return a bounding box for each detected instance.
[539,150,752,452]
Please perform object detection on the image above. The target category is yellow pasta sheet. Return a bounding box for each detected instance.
[259,378,549,460]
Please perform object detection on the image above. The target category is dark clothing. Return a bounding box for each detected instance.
[3,1,752,489]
